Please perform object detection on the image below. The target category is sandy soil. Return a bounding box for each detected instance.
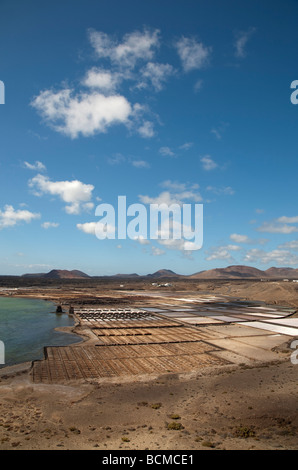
[0,358,297,450]
[1,278,298,309]
[0,279,297,451]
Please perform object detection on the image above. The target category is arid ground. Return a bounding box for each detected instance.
[0,278,298,450]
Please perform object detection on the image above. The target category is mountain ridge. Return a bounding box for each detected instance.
[20,265,298,279]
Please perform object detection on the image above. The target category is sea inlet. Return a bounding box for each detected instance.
[0,297,81,367]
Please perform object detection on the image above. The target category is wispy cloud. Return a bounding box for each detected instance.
[131,160,150,169]
[88,28,160,70]
[200,155,217,171]
[206,186,235,196]
[257,219,298,234]
[24,161,46,171]
[179,142,193,151]
[244,248,298,266]
[230,233,268,245]
[107,153,126,165]
[234,27,256,58]
[175,36,211,72]
[278,240,298,251]
[138,62,175,91]
[194,79,203,93]
[160,180,199,192]
[205,244,240,262]
[107,154,150,168]
[139,183,202,206]
[230,233,252,244]
[159,146,175,157]
[151,246,165,256]
[138,120,155,138]
[210,122,229,140]
[41,222,59,229]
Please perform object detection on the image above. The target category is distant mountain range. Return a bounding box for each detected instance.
[22,269,90,279]
[189,265,298,279]
[21,266,298,280]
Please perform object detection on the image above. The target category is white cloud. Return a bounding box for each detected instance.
[29,174,94,214]
[161,180,199,192]
[157,228,199,253]
[83,67,121,93]
[24,161,46,171]
[131,160,150,168]
[159,146,175,157]
[65,202,94,215]
[41,222,59,229]
[107,154,150,168]
[107,153,126,165]
[88,28,160,69]
[226,244,242,251]
[210,123,229,140]
[257,221,298,234]
[15,263,52,270]
[138,120,155,138]
[206,186,235,196]
[277,216,298,224]
[0,205,40,229]
[176,36,211,72]
[134,235,150,245]
[278,240,298,251]
[194,79,203,93]
[230,233,252,244]
[210,129,221,140]
[31,28,165,140]
[151,246,165,256]
[205,243,242,261]
[139,188,202,206]
[179,142,193,151]
[76,222,97,235]
[230,233,268,246]
[77,221,115,237]
[244,248,298,266]
[205,247,235,262]
[234,27,256,58]
[31,89,133,139]
[200,155,217,171]
[139,62,175,91]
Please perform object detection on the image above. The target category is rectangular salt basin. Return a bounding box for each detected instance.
[243,312,285,318]
[263,318,298,327]
[143,308,168,312]
[209,315,247,323]
[181,317,224,324]
[244,321,298,336]
[160,312,197,317]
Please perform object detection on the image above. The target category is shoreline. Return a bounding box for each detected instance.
[1,280,298,449]
[0,297,84,372]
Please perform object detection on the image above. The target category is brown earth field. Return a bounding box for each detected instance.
[0,278,298,451]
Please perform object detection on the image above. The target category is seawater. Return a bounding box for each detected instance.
[0,297,82,367]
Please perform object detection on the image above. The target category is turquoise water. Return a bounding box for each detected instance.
[0,297,82,367]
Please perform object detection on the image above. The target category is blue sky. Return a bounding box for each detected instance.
[1,0,298,276]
